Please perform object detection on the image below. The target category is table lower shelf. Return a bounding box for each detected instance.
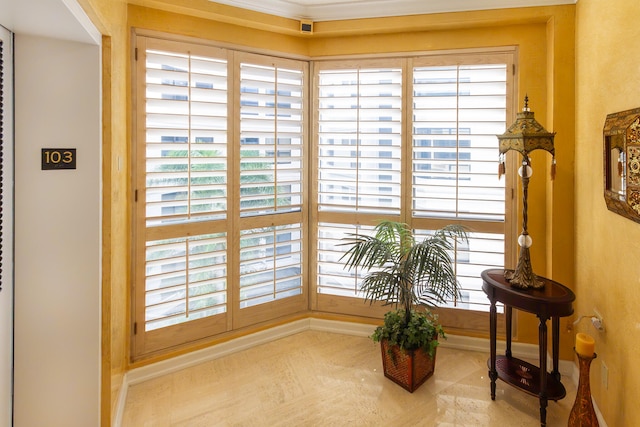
[488,356,567,401]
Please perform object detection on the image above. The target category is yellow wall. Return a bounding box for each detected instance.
[75,1,130,426]
[576,0,640,424]
[75,1,577,424]
[127,5,309,55]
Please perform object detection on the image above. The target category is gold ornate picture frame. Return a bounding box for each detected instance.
[603,107,640,224]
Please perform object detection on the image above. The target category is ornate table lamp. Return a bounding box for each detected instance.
[497,96,556,289]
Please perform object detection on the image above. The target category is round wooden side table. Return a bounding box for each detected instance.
[482,269,575,427]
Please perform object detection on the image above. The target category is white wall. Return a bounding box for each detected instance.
[13,34,101,427]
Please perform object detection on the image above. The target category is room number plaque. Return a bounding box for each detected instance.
[42,148,76,170]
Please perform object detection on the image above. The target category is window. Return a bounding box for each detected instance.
[239,61,304,217]
[316,62,403,216]
[411,60,510,312]
[133,37,307,357]
[313,52,516,328]
[234,53,307,330]
[133,35,516,355]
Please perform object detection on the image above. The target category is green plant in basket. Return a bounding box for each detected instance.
[341,220,467,390]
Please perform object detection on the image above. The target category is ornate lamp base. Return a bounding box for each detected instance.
[568,351,599,427]
[504,245,544,289]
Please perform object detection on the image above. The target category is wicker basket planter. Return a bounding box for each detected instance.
[340,222,465,393]
[380,338,437,393]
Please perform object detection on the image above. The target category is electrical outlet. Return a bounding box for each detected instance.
[592,309,605,332]
[601,361,608,389]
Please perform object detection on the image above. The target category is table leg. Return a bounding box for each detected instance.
[551,317,561,382]
[505,305,513,358]
[489,299,497,400]
[538,315,549,427]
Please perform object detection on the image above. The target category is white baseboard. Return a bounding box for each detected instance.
[113,381,128,427]
[112,319,598,426]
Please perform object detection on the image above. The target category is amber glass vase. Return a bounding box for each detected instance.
[568,351,599,427]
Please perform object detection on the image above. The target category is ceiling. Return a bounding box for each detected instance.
[0,0,100,44]
[210,0,576,21]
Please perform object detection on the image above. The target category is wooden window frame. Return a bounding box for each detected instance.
[132,34,308,359]
[310,50,518,333]
[131,33,517,358]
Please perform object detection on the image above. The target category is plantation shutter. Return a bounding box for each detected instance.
[239,61,304,216]
[234,52,307,328]
[144,47,229,226]
[411,63,507,221]
[134,39,309,357]
[316,61,403,308]
[316,64,402,215]
[313,52,515,325]
[134,37,232,356]
[133,35,515,357]
[411,59,510,312]
[314,60,403,309]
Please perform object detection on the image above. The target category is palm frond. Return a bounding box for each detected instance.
[411,238,461,306]
[359,271,401,307]
[340,220,468,313]
[433,224,468,245]
[374,220,415,258]
[339,233,391,272]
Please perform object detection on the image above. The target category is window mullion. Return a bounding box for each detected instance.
[185,240,190,319]
[402,59,412,225]
[188,53,193,221]
[356,68,360,212]
[274,68,279,210]
[456,65,460,217]
[272,227,277,299]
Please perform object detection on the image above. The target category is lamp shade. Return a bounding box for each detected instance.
[498,99,555,158]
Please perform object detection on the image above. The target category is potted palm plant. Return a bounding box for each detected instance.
[341,220,467,392]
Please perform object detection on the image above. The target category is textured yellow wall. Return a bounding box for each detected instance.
[576,0,640,424]
[76,1,129,425]
[75,1,577,424]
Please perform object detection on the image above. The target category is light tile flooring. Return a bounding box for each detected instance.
[122,331,576,426]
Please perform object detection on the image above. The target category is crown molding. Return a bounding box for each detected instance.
[210,0,576,21]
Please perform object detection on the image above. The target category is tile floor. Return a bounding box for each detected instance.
[122,330,576,426]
